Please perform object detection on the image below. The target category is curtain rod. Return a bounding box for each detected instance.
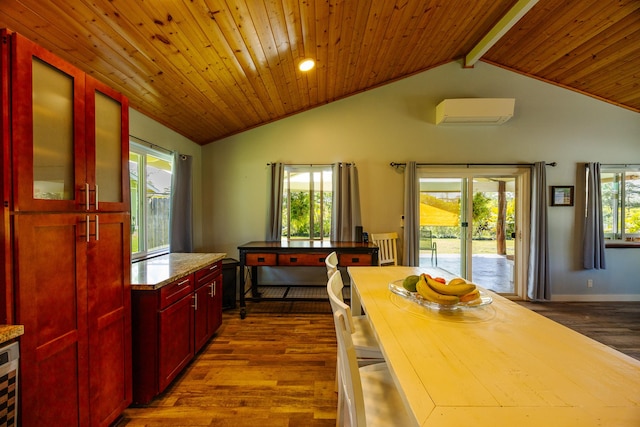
[599,163,640,168]
[389,161,557,168]
[130,135,174,155]
[266,162,354,166]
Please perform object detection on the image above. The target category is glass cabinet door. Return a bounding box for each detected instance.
[86,76,130,212]
[11,32,86,212]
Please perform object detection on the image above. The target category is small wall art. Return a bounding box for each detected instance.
[550,185,574,206]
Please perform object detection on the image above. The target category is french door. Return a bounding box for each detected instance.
[417,167,530,297]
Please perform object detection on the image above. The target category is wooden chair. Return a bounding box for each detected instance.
[325,251,339,279]
[370,232,398,266]
[333,310,413,427]
[327,270,383,362]
[327,270,384,406]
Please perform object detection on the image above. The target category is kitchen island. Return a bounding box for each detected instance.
[348,266,640,426]
[131,252,226,404]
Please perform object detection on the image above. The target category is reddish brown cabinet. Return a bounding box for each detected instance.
[194,262,223,352]
[158,287,194,391]
[1,30,131,426]
[132,260,223,404]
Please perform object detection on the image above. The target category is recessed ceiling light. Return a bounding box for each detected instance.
[298,58,315,72]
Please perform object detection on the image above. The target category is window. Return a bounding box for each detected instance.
[601,166,640,241]
[281,165,332,240]
[130,142,173,259]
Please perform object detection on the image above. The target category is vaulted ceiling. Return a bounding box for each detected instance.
[2,0,639,145]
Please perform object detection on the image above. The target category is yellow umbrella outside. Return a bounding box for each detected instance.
[420,203,458,227]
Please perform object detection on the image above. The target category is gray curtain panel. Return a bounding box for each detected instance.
[169,152,193,253]
[403,162,419,266]
[583,162,606,269]
[266,162,284,241]
[331,163,362,241]
[527,161,550,301]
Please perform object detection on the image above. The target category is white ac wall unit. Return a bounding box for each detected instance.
[435,98,515,125]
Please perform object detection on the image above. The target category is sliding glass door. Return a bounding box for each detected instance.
[418,167,530,297]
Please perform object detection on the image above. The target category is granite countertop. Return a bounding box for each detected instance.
[131,252,226,291]
[0,325,24,345]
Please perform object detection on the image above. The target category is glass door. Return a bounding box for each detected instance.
[418,167,529,297]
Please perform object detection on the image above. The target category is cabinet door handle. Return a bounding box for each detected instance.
[85,183,90,211]
[86,215,99,241]
[94,184,99,210]
[209,282,215,297]
[192,293,198,310]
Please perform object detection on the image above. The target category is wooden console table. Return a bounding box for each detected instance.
[237,241,378,318]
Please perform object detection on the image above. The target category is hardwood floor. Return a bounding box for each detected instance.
[117,300,640,426]
[119,302,338,426]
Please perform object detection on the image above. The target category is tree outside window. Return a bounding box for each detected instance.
[601,169,640,240]
[281,166,332,240]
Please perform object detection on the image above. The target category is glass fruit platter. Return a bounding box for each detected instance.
[389,279,493,311]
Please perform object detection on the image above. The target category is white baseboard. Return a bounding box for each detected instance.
[551,294,640,302]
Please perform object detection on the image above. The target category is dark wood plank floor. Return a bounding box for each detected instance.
[117,300,640,426]
[516,301,640,361]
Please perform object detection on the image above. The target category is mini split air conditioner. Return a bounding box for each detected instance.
[435,98,515,125]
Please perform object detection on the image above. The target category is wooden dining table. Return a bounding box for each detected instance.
[347,266,640,427]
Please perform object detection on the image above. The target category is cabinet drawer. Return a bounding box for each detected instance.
[245,253,277,266]
[195,261,222,286]
[159,275,194,309]
[338,253,373,266]
[278,253,327,266]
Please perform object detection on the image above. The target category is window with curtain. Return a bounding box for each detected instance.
[130,141,174,259]
[601,166,640,242]
[281,165,332,240]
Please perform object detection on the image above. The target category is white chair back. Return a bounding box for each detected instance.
[333,311,367,427]
[325,251,339,279]
[327,270,355,334]
[370,232,398,266]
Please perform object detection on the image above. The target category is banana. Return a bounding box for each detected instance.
[459,289,480,303]
[416,276,459,305]
[425,274,476,296]
[448,277,467,286]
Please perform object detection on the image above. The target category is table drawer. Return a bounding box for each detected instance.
[338,253,373,266]
[195,261,222,285]
[278,253,328,266]
[245,253,277,266]
[159,275,194,309]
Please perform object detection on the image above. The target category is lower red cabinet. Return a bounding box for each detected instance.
[158,292,194,391]
[132,261,223,404]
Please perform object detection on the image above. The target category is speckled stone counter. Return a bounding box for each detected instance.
[131,252,226,290]
[0,325,24,345]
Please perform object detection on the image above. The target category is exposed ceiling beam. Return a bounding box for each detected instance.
[464,0,540,68]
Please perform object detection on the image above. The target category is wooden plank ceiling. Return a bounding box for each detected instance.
[1,0,639,145]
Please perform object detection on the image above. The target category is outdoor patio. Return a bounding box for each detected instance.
[420,252,514,294]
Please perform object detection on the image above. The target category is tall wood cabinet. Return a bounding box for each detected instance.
[1,29,132,426]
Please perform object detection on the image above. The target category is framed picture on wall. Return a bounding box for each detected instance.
[551,186,574,206]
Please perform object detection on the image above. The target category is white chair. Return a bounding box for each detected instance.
[327,270,383,362]
[370,232,398,266]
[325,251,339,279]
[333,310,413,427]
